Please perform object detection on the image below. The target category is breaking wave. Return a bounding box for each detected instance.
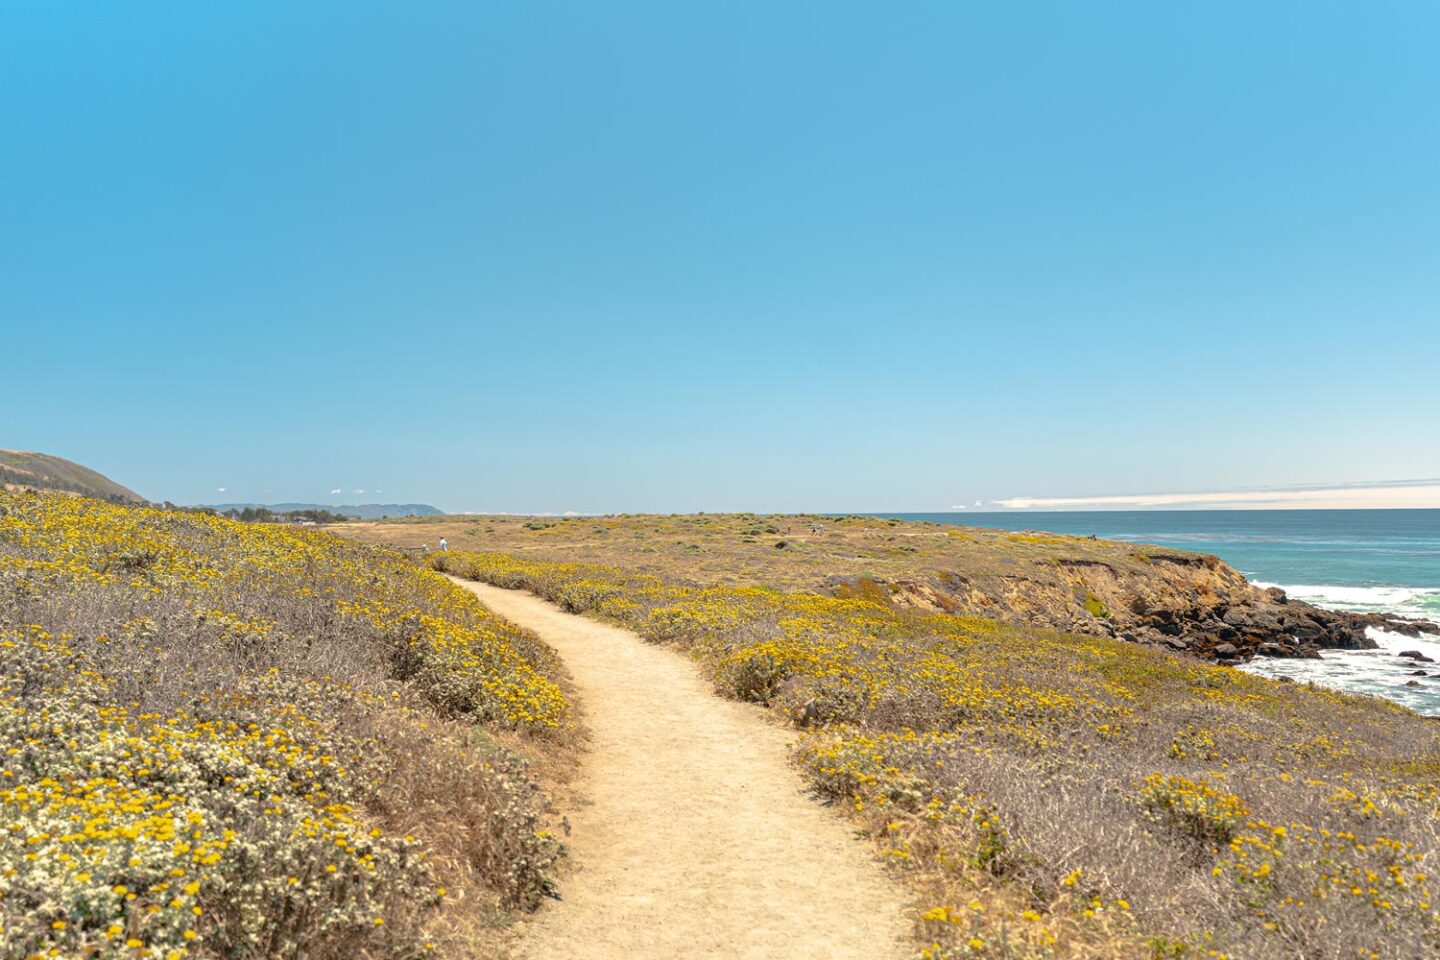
[1252,582,1440,619]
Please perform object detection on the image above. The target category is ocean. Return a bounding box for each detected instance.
[880,510,1440,716]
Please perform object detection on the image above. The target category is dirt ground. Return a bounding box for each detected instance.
[451,578,911,960]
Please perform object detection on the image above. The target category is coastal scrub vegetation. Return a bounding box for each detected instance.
[344,511,1373,660]
[0,492,571,959]
[432,549,1440,960]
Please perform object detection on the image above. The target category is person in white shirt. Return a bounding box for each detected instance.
[439,537,448,551]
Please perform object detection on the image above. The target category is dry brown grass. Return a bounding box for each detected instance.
[339,512,1170,591]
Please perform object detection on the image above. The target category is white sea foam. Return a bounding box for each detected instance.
[1367,625,1440,658]
[1241,584,1440,715]
[1253,581,1440,619]
[1241,628,1440,716]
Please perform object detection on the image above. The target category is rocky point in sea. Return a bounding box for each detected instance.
[850,544,1440,665]
[1114,584,1440,663]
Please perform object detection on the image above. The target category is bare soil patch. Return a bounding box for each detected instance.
[451,579,910,960]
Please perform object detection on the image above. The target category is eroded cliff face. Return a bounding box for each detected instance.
[861,552,1436,662]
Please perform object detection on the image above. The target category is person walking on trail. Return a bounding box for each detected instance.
[438,537,448,551]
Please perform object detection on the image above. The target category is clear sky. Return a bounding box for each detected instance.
[3,2,1438,513]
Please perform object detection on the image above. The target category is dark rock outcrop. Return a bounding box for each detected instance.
[869,535,1439,666]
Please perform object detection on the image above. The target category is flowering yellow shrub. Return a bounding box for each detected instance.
[0,494,570,959]
[0,493,565,732]
[436,549,1440,960]
[1139,774,1249,844]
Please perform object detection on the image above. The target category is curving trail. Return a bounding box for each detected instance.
[450,578,910,960]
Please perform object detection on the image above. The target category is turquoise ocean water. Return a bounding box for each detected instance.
[878,510,1440,715]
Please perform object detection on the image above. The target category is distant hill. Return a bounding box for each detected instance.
[0,450,143,502]
[203,502,443,519]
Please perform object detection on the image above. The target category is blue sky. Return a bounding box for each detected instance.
[3,2,1438,513]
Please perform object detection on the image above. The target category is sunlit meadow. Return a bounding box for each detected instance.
[434,550,1440,960]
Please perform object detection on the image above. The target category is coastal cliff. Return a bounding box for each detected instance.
[876,546,1437,662]
[340,512,1438,663]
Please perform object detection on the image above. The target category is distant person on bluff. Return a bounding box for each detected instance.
[439,537,448,551]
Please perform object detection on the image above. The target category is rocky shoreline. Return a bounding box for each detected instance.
[883,548,1440,664]
[1109,585,1440,662]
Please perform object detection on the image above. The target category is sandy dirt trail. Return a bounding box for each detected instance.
[451,579,911,960]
